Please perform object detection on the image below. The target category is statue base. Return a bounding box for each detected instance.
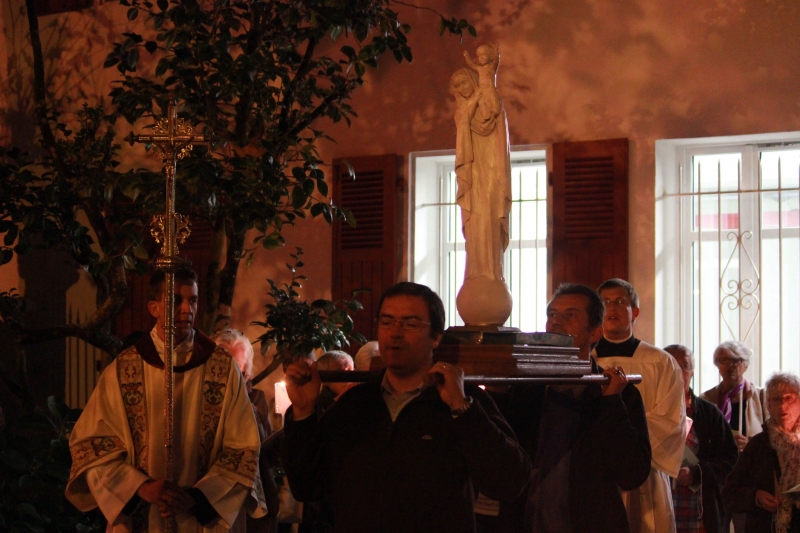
[456,276,513,326]
[443,327,574,348]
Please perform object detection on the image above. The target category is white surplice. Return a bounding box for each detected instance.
[66,328,266,532]
[594,339,686,533]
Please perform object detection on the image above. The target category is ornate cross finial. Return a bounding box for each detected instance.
[126,95,208,262]
[125,94,207,160]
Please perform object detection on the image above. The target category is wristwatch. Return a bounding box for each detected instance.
[450,396,474,417]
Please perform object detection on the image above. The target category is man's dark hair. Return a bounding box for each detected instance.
[148,267,198,302]
[550,283,605,330]
[376,282,445,338]
[597,278,639,308]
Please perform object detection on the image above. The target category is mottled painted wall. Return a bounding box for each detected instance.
[308,0,800,343]
[2,1,800,379]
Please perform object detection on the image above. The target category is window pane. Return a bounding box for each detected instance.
[507,247,547,332]
[694,193,739,232]
[761,149,800,190]
[693,153,740,193]
[762,190,800,230]
[414,151,547,330]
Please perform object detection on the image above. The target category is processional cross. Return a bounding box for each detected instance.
[126,95,208,532]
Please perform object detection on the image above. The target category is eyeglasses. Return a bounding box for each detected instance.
[603,298,631,308]
[767,393,799,406]
[377,317,431,331]
[716,358,745,368]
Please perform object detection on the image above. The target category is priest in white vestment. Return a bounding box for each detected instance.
[593,279,686,533]
[65,269,266,532]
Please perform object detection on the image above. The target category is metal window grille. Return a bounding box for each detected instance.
[674,145,800,392]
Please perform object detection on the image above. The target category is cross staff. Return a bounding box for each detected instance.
[127,95,207,532]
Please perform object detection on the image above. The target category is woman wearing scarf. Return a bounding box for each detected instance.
[701,342,769,532]
[700,341,769,452]
[723,372,800,533]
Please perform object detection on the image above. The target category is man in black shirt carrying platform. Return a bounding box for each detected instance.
[498,282,651,533]
[282,282,530,533]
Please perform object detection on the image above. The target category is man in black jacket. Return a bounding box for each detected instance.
[497,283,651,533]
[282,282,531,533]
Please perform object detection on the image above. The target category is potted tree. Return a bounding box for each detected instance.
[250,248,366,384]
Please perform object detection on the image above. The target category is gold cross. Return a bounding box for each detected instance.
[125,94,207,160]
[126,95,208,258]
[124,96,209,533]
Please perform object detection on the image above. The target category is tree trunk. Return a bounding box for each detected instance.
[199,219,227,333]
[209,224,244,334]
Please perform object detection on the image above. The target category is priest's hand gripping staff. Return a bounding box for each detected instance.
[126,96,208,533]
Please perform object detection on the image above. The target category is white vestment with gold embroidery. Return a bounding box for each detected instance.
[65,329,266,532]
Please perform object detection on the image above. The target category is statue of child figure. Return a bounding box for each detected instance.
[463,43,500,96]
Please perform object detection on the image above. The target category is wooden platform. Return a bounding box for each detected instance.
[433,340,589,377]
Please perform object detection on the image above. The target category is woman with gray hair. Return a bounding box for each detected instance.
[723,372,800,532]
[211,329,279,533]
[701,341,769,452]
[213,329,255,382]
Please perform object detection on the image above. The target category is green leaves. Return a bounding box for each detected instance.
[439,16,477,40]
[252,248,367,361]
[0,399,104,532]
[2,0,473,354]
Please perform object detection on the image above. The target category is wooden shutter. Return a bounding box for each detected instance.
[332,155,400,352]
[550,138,629,293]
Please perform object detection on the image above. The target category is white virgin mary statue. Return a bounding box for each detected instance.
[450,65,514,326]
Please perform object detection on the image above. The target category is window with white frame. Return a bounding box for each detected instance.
[411,148,548,331]
[656,133,800,392]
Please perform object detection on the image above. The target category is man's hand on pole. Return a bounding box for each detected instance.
[285,360,321,419]
[429,361,468,411]
[601,366,628,396]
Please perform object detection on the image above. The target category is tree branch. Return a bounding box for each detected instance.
[278,37,318,131]
[24,0,55,149]
[287,87,348,138]
[24,0,71,179]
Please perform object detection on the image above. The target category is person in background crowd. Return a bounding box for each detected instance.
[353,341,379,371]
[299,350,355,533]
[664,345,738,533]
[314,351,355,412]
[213,329,280,533]
[594,278,686,533]
[723,372,800,533]
[701,341,769,533]
[700,341,768,452]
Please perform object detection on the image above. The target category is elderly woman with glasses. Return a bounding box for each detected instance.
[701,341,769,453]
[723,372,800,533]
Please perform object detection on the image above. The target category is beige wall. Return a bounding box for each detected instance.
[302,0,800,343]
[3,0,800,357]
